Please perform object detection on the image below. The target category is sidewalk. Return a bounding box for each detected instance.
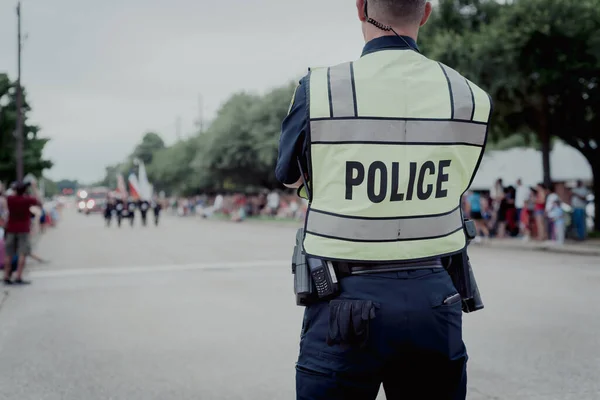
[206,215,600,256]
[474,238,600,257]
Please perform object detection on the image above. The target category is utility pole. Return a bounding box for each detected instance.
[15,1,24,182]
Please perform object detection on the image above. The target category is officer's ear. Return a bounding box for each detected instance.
[356,0,367,22]
[419,1,433,27]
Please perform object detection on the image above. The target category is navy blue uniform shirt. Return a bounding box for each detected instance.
[275,35,419,185]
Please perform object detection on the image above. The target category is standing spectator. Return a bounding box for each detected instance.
[506,186,518,235]
[0,182,7,272]
[515,179,528,235]
[39,206,47,234]
[289,198,300,219]
[213,193,224,214]
[534,184,548,241]
[266,190,280,216]
[490,178,504,231]
[491,178,504,204]
[547,200,566,245]
[520,187,536,241]
[256,193,267,215]
[230,194,248,222]
[298,198,309,221]
[4,181,41,285]
[545,185,559,241]
[570,180,590,241]
[467,191,490,241]
[481,193,492,223]
[495,187,512,238]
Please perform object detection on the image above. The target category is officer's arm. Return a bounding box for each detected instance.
[275,77,309,189]
[284,177,303,189]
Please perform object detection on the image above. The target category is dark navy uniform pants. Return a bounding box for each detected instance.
[296,268,467,400]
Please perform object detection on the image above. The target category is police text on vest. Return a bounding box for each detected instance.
[345,160,452,203]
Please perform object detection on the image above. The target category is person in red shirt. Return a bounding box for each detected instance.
[0,182,7,273]
[4,181,41,285]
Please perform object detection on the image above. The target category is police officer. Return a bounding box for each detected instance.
[126,197,137,227]
[151,196,162,226]
[104,194,115,227]
[115,195,125,228]
[138,199,150,226]
[276,1,492,399]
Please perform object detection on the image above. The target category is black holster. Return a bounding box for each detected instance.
[292,229,319,306]
[441,222,484,313]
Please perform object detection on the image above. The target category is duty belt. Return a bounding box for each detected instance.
[335,259,443,277]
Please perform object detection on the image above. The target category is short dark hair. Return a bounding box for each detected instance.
[369,0,427,25]
[15,181,30,196]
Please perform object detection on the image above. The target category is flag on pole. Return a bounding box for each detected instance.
[128,173,140,200]
[137,160,152,200]
[116,173,128,198]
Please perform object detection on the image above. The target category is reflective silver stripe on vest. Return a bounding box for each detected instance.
[439,64,475,121]
[328,62,356,118]
[306,207,463,242]
[311,119,486,146]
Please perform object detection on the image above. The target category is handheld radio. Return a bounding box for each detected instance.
[307,257,339,299]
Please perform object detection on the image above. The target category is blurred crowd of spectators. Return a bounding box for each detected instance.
[165,190,309,222]
[1,180,62,276]
[463,178,594,244]
[136,178,596,246]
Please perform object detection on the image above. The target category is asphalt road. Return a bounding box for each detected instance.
[0,210,599,400]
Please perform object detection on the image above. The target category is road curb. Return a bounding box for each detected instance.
[206,217,302,229]
[475,242,600,257]
[201,217,599,255]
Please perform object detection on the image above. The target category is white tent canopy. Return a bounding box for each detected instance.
[470,141,592,191]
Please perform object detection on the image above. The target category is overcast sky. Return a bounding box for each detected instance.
[0,0,366,182]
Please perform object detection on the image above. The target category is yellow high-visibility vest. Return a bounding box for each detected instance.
[302,49,492,262]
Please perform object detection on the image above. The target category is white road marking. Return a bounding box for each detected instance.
[29,259,290,279]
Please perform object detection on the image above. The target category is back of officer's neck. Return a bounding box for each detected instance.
[363,24,419,43]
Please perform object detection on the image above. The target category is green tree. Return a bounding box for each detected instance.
[97,132,166,189]
[420,0,502,41]
[95,164,122,188]
[421,0,600,230]
[97,83,295,195]
[190,83,296,191]
[148,137,198,194]
[250,84,297,188]
[0,73,53,183]
[131,131,165,165]
[41,177,59,197]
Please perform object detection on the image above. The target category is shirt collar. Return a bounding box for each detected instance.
[361,35,419,57]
